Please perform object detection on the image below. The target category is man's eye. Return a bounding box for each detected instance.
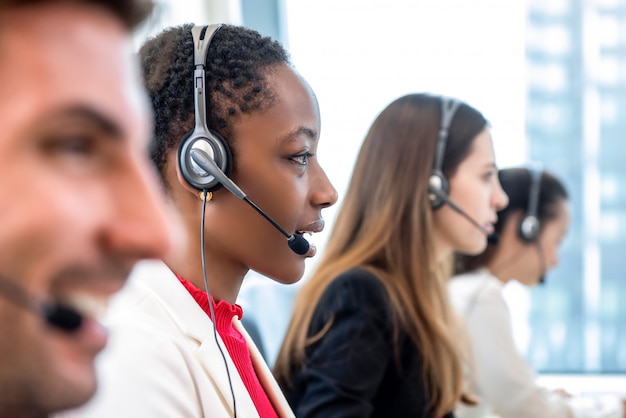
[40,133,109,175]
[46,135,95,157]
[58,137,94,155]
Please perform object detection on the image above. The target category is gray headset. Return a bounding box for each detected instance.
[177,24,232,192]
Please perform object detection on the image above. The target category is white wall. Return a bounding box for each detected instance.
[284,0,529,275]
[134,0,243,48]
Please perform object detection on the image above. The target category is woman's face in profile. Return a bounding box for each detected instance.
[202,64,338,283]
[433,128,509,259]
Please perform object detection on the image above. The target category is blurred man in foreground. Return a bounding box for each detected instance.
[0,1,178,416]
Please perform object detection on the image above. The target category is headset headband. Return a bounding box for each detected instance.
[526,162,543,222]
[190,24,223,138]
[433,97,461,176]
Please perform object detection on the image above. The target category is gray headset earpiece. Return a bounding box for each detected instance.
[428,171,449,209]
[178,131,231,191]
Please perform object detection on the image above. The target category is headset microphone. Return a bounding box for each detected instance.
[428,185,499,245]
[535,240,547,285]
[190,148,310,255]
[0,276,83,332]
[44,303,83,331]
[487,232,499,246]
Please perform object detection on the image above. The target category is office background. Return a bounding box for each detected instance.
[136,0,626,382]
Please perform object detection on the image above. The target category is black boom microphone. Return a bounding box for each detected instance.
[0,276,83,332]
[190,148,310,255]
[428,186,499,245]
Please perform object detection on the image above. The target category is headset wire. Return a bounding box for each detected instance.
[200,189,237,417]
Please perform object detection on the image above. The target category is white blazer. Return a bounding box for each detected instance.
[448,268,623,418]
[58,260,295,418]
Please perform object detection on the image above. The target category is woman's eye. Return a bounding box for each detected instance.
[290,152,312,166]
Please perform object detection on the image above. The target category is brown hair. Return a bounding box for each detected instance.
[274,93,487,417]
[0,0,154,30]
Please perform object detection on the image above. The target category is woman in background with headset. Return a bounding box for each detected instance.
[274,93,509,417]
[59,23,337,418]
[450,167,625,418]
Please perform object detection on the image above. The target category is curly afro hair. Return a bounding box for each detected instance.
[139,23,291,182]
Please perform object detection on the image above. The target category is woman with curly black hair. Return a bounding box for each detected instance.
[61,23,337,418]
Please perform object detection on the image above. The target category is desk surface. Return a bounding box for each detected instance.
[538,374,626,396]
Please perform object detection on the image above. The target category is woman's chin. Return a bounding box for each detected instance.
[256,263,305,285]
[460,239,488,256]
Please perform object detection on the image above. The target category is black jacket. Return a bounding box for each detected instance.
[283,269,455,418]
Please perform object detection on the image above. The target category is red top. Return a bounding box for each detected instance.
[178,277,278,418]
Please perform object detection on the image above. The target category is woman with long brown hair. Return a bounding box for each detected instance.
[274,93,509,417]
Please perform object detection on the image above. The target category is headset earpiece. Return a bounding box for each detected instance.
[178,130,232,192]
[519,214,540,243]
[428,171,449,209]
[177,23,231,193]
[518,163,543,243]
[429,97,461,209]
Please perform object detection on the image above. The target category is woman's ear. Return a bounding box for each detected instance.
[500,210,526,246]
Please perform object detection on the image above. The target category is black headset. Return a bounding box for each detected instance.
[178,24,232,192]
[518,163,543,243]
[429,96,461,209]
